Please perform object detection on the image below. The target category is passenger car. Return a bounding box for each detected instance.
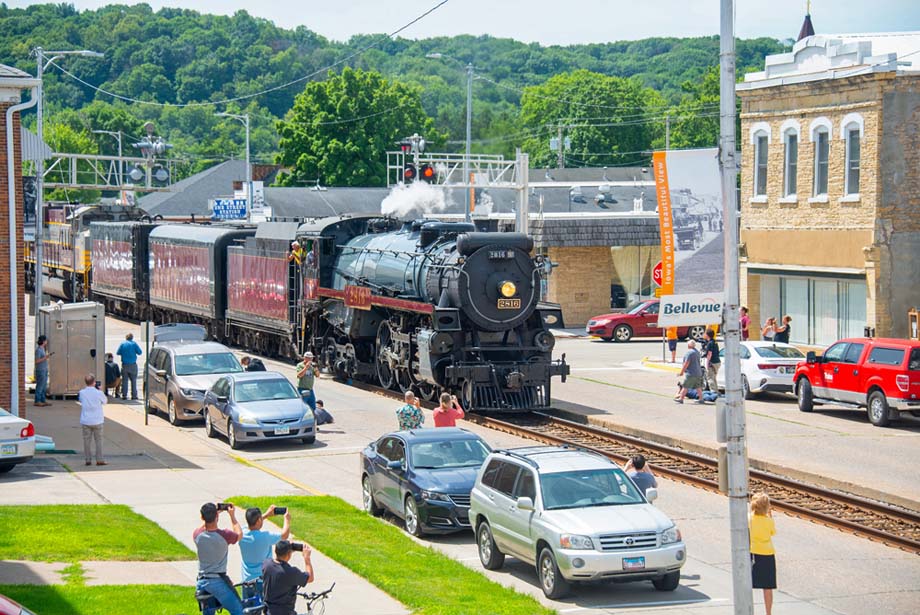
[0,407,35,474]
[360,428,491,536]
[470,447,685,599]
[202,371,316,449]
[145,341,244,424]
[0,593,35,615]
[715,341,804,398]
[586,300,706,343]
[794,337,920,427]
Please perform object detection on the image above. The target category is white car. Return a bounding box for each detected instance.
[0,407,36,473]
[716,341,805,399]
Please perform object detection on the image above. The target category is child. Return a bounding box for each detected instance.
[750,492,777,615]
[313,400,334,427]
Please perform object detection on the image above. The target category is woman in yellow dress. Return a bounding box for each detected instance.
[750,492,777,615]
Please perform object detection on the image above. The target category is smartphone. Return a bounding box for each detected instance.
[291,542,304,552]
[273,507,287,516]
[216,502,231,512]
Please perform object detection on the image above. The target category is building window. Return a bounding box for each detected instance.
[813,128,829,197]
[769,275,867,346]
[754,134,768,196]
[845,126,860,195]
[784,131,798,197]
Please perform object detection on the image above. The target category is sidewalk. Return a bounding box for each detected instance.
[3,399,408,614]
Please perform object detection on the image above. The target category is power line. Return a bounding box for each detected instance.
[47,0,452,109]
[478,75,677,113]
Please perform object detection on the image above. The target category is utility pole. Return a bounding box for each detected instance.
[665,114,671,151]
[719,1,753,614]
[216,112,251,222]
[465,62,474,222]
[556,125,565,169]
[516,149,529,235]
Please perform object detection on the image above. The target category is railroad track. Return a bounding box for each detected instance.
[344,378,920,554]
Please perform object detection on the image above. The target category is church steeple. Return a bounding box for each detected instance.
[798,1,816,41]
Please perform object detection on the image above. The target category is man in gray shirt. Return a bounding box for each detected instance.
[194,502,243,615]
[624,454,658,495]
[675,340,705,404]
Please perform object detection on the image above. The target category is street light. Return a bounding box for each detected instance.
[92,129,123,188]
[426,52,474,222]
[216,112,251,222]
[32,46,103,328]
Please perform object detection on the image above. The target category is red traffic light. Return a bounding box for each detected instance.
[404,163,417,181]
[419,164,435,182]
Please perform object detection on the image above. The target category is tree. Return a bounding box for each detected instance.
[275,67,441,187]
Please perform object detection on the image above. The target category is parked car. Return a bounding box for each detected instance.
[360,428,492,536]
[153,323,207,343]
[586,299,706,343]
[0,407,35,474]
[716,341,804,398]
[145,341,244,424]
[202,371,316,449]
[794,337,920,427]
[0,593,34,615]
[470,446,685,599]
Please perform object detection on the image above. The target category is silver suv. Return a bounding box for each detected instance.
[469,447,686,598]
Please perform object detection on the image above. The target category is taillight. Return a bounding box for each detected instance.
[20,423,35,438]
[757,364,775,370]
[896,374,909,393]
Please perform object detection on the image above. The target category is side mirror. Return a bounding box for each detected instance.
[387,460,403,471]
[155,369,167,378]
[645,488,659,503]
[516,496,534,511]
[806,351,817,364]
[217,395,228,404]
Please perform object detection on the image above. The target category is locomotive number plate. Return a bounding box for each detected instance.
[344,285,372,310]
[497,298,521,309]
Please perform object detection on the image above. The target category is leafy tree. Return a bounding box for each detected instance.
[275,67,442,187]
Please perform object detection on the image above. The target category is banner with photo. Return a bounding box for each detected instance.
[652,149,724,328]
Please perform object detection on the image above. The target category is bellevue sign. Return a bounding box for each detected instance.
[657,292,724,327]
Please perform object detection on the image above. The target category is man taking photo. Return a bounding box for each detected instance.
[239,505,291,600]
[194,502,243,615]
[262,540,314,615]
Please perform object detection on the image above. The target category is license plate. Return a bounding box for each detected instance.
[274,426,290,435]
[497,298,521,309]
[622,556,645,570]
[1,444,16,456]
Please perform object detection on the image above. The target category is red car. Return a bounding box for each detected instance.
[794,337,920,427]
[585,299,706,343]
[0,593,34,615]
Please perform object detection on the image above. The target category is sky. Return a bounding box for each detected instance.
[9,0,920,45]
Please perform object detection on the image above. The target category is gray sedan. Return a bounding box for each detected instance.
[202,371,316,449]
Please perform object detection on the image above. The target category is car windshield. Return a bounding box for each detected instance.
[540,468,644,510]
[175,352,243,376]
[626,302,649,315]
[234,379,298,403]
[410,439,491,469]
[754,345,804,359]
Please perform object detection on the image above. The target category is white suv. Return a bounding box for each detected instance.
[469,446,686,598]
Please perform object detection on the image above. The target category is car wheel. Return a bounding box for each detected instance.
[302,435,316,445]
[404,495,423,537]
[687,325,706,342]
[797,378,814,413]
[652,570,681,591]
[228,419,242,450]
[477,521,505,570]
[867,391,892,427]
[741,375,752,400]
[204,410,216,438]
[362,475,383,517]
[538,547,570,599]
[0,463,15,474]
[613,324,633,343]
[167,396,178,426]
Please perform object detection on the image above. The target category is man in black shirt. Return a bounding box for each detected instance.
[262,540,313,615]
[704,329,721,393]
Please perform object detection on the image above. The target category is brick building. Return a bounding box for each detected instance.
[0,64,39,417]
[737,33,920,345]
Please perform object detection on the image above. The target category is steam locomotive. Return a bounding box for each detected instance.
[85,214,569,413]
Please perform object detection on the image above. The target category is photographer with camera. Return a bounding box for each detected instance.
[262,540,313,615]
[194,502,244,615]
[239,505,291,600]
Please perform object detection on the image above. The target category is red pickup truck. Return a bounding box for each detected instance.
[793,337,920,427]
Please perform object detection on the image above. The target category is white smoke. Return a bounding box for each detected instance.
[381,182,447,218]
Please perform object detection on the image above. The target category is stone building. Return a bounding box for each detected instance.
[737,32,920,344]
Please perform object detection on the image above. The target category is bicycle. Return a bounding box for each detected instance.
[195,580,265,615]
[297,582,335,615]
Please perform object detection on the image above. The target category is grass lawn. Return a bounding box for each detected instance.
[0,505,194,562]
[0,585,196,615]
[232,495,555,615]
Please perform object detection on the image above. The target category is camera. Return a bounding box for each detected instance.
[216,502,231,512]
[273,507,287,516]
[291,543,304,552]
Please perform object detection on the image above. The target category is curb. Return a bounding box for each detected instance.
[641,356,682,374]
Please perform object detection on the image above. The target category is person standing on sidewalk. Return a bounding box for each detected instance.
[704,329,721,393]
[78,373,107,466]
[665,327,679,364]
[433,393,464,427]
[195,503,244,615]
[116,333,143,401]
[34,335,52,406]
[295,351,318,412]
[740,306,751,341]
[104,353,122,399]
[675,340,704,404]
[750,492,777,615]
[396,391,424,431]
[773,315,792,344]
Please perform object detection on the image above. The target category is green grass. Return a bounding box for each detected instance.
[0,505,194,562]
[0,585,197,615]
[232,495,556,615]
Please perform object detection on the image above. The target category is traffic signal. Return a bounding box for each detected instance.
[419,164,435,183]
[404,163,417,182]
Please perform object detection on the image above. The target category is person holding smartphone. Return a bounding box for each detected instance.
[432,392,464,427]
[262,540,313,615]
[194,502,244,615]
[239,505,291,600]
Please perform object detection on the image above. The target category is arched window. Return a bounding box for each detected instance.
[781,120,800,197]
[810,117,832,197]
[840,113,864,196]
[749,122,771,197]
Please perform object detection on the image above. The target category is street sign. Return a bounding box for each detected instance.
[210,198,247,220]
[653,260,663,287]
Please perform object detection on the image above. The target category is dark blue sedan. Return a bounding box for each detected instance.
[360,428,491,536]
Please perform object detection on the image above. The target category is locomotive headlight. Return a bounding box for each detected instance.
[500,281,517,297]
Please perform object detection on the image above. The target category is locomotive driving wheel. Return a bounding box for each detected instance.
[375,322,398,390]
